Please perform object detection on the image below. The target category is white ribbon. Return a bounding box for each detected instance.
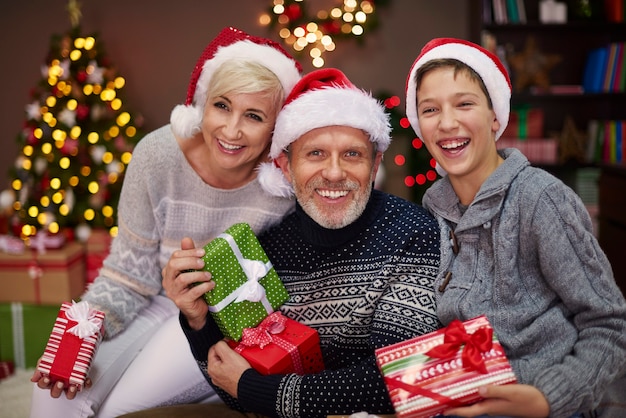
[65,301,101,339]
[208,233,273,314]
[0,235,25,254]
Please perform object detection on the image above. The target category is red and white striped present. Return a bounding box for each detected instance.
[375,315,517,418]
[37,301,105,391]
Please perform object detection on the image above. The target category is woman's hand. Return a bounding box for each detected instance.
[443,384,550,418]
[30,367,92,400]
[162,237,214,330]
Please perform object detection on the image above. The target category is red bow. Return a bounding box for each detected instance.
[240,311,287,349]
[425,319,493,374]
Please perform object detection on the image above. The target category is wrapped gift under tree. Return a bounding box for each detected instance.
[375,315,517,418]
[37,301,104,391]
[227,311,324,375]
[0,241,85,305]
[201,223,289,341]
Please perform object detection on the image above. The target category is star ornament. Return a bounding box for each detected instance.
[507,36,562,93]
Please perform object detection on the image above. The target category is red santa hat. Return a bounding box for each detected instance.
[258,68,391,198]
[170,26,302,139]
[405,37,511,142]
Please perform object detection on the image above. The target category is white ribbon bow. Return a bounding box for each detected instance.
[208,232,273,313]
[65,301,101,339]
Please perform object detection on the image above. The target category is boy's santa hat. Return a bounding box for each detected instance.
[258,68,391,198]
[170,26,302,139]
[405,37,512,142]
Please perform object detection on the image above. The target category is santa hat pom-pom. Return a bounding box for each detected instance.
[170,104,203,139]
[257,162,294,198]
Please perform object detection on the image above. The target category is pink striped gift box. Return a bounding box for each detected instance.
[375,315,517,418]
[37,301,105,391]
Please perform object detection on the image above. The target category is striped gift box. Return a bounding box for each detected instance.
[375,315,517,418]
[37,301,105,390]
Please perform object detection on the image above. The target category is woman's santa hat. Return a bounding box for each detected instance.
[258,68,391,198]
[405,37,512,142]
[170,26,302,139]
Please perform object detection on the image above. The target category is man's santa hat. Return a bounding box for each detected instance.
[258,68,391,198]
[170,26,302,139]
[405,37,512,142]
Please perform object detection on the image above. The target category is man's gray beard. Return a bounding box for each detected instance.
[295,176,374,230]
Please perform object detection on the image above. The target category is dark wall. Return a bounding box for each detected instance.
[0,0,471,192]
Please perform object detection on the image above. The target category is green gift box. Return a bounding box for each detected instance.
[0,302,59,369]
[202,223,289,341]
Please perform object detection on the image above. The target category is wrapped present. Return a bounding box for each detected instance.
[227,311,324,375]
[502,105,544,139]
[0,361,15,380]
[85,229,112,285]
[0,302,59,368]
[37,301,105,391]
[375,315,517,418]
[201,223,289,341]
[0,241,85,305]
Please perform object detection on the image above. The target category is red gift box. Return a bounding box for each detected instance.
[227,312,324,375]
[375,315,517,418]
[0,360,14,380]
[85,229,112,285]
[502,106,544,139]
[37,301,105,391]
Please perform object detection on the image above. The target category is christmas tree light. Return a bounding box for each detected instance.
[260,0,390,68]
[378,92,438,203]
[5,1,143,242]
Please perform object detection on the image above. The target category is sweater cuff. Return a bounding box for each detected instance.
[534,368,574,417]
[238,369,283,416]
[179,312,224,360]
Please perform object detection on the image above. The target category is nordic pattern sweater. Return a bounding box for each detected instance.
[182,189,441,418]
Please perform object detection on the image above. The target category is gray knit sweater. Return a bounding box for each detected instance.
[423,148,626,417]
[82,125,295,337]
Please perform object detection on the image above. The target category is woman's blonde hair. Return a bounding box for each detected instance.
[206,59,285,117]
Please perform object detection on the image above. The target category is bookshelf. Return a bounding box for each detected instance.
[469,0,626,279]
[472,2,626,138]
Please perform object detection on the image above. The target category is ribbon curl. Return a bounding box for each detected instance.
[235,312,304,374]
[65,301,102,339]
[239,311,287,349]
[425,319,493,374]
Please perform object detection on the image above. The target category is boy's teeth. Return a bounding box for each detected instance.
[441,139,469,149]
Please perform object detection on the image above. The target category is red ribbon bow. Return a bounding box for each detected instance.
[240,311,287,349]
[425,319,493,374]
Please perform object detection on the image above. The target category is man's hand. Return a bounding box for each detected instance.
[30,368,92,400]
[162,237,214,330]
[207,340,252,398]
[443,384,549,418]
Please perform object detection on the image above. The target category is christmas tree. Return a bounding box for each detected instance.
[5,1,143,243]
[378,92,438,203]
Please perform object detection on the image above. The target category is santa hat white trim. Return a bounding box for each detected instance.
[405,38,511,142]
[270,86,391,159]
[170,28,301,139]
[259,68,391,198]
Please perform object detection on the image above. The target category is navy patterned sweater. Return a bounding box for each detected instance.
[181,189,441,418]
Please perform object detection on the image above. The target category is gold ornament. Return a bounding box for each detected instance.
[507,36,562,93]
[558,116,588,163]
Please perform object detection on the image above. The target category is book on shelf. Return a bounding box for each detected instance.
[529,85,584,95]
[586,119,626,164]
[489,0,526,24]
[582,42,626,94]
